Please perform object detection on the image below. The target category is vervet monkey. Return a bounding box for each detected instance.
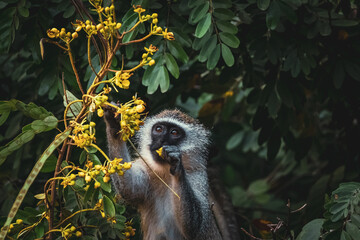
[104,108,239,240]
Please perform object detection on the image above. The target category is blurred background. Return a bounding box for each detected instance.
[0,0,359,239]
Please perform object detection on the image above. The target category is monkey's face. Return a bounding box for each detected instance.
[149,122,185,163]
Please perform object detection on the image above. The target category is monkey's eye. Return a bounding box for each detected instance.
[170,129,179,136]
[155,126,163,133]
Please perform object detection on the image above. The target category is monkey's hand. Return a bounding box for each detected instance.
[103,102,121,138]
[161,145,183,176]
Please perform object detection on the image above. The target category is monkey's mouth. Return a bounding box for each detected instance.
[149,147,167,164]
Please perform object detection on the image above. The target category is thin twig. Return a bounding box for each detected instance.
[66,43,85,94]
[240,228,265,240]
[62,72,75,118]
[87,36,100,79]
[48,140,69,240]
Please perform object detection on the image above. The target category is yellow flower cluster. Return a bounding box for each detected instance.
[8,219,23,233]
[60,173,76,188]
[124,221,136,239]
[60,225,82,238]
[74,17,121,39]
[142,44,158,66]
[78,161,103,189]
[94,198,106,218]
[105,157,132,178]
[133,5,175,41]
[115,97,146,141]
[89,93,109,117]
[47,27,78,43]
[69,121,96,148]
[114,72,132,89]
[76,157,131,190]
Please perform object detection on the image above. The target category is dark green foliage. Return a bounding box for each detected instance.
[1,0,360,239]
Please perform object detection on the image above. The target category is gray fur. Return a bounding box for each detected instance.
[105,109,231,240]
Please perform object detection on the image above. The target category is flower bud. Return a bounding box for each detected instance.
[148,59,155,66]
[85,175,91,183]
[97,108,104,117]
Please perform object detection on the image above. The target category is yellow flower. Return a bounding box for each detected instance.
[163,28,175,40]
[47,28,59,38]
[133,5,145,14]
[144,44,158,55]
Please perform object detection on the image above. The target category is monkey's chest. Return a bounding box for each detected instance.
[140,202,185,240]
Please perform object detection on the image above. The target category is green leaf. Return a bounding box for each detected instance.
[212,0,232,8]
[192,30,212,50]
[199,35,217,62]
[88,153,101,165]
[31,120,48,132]
[142,63,159,87]
[18,7,29,17]
[96,176,111,193]
[296,219,324,240]
[351,214,360,227]
[266,1,281,30]
[41,155,57,173]
[164,53,179,79]
[341,231,352,240]
[219,32,240,48]
[189,2,209,24]
[159,66,170,93]
[146,65,162,94]
[248,179,269,195]
[43,116,58,129]
[0,130,35,166]
[344,61,360,81]
[83,183,95,204]
[216,20,238,34]
[206,44,221,70]
[332,19,359,27]
[79,150,87,164]
[0,111,10,126]
[226,131,244,150]
[195,13,212,38]
[63,5,75,18]
[346,222,360,239]
[329,202,349,215]
[188,0,205,8]
[14,100,53,120]
[278,1,297,24]
[168,41,189,63]
[213,8,234,20]
[103,195,116,218]
[257,0,270,10]
[221,44,234,67]
[63,90,82,118]
[267,90,281,118]
[267,130,281,160]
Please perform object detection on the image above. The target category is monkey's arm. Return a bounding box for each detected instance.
[104,109,149,203]
[162,146,222,239]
